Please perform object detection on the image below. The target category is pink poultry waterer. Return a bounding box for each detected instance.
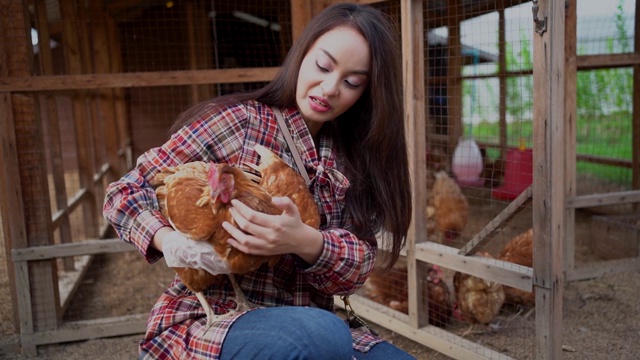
[451,137,484,187]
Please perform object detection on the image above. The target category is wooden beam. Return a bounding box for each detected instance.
[458,185,532,256]
[290,0,312,42]
[567,190,640,209]
[20,314,147,348]
[12,238,134,262]
[35,0,75,271]
[60,0,99,241]
[0,67,280,92]
[335,294,515,360]
[90,0,122,180]
[2,0,60,342]
[576,52,640,70]
[447,0,463,155]
[401,0,428,329]
[498,4,507,159]
[564,0,578,276]
[634,0,640,200]
[416,242,533,292]
[0,0,29,339]
[532,0,565,359]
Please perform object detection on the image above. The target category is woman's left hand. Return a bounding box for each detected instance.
[223,197,324,263]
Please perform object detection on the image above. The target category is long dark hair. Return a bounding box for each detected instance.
[173,3,411,269]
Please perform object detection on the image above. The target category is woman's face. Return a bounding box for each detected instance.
[296,25,371,136]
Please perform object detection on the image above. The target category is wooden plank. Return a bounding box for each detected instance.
[0,67,280,92]
[0,0,29,335]
[634,0,640,203]
[12,238,134,261]
[532,1,565,359]
[20,314,148,347]
[335,294,515,360]
[416,242,533,292]
[59,255,92,313]
[13,261,35,356]
[290,0,312,42]
[60,0,99,241]
[498,4,507,159]
[106,15,131,173]
[3,0,60,336]
[576,52,640,70]
[401,0,428,329]
[458,185,532,256]
[35,0,75,271]
[566,258,640,282]
[567,190,640,209]
[447,0,463,155]
[564,0,578,276]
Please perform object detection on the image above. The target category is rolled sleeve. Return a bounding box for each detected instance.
[302,228,376,295]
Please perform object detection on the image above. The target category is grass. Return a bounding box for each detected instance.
[468,112,632,184]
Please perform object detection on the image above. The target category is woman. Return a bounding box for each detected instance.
[103,3,413,359]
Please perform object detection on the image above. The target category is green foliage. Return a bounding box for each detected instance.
[465,0,633,184]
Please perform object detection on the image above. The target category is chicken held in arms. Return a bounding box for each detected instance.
[247,144,320,228]
[152,161,282,332]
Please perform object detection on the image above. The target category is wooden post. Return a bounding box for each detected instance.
[106,16,131,172]
[34,0,75,271]
[633,0,640,205]
[1,0,59,353]
[90,0,121,182]
[0,0,29,341]
[532,0,565,359]
[564,0,577,276]
[401,0,429,328]
[60,0,99,240]
[447,0,463,156]
[291,0,313,42]
[498,4,508,160]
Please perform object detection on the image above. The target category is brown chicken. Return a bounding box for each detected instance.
[151,146,320,333]
[497,228,534,308]
[453,252,505,325]
[427,170,469,243]
[364,263,452,328]
[152,161,282,331]
[248,144,320,228]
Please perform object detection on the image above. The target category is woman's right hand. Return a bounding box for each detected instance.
[159,230,231,275]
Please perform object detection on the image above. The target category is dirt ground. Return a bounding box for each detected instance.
[1,182,639,359]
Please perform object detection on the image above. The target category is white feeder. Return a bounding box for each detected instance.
[451,137,484,187]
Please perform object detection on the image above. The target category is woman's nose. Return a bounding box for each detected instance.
[320,78,339,97]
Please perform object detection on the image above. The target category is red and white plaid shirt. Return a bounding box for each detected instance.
[103,100,381,359]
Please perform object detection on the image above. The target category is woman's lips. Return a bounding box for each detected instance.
[309,96,330,112]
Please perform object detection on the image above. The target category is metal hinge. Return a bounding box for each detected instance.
[532,0,547,36]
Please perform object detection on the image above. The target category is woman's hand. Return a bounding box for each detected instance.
[223,197,324,264]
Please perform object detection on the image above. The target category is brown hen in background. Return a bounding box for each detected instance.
[453,251,505,325]
[427,170,469,243]
[363,262,452,328]
[497,228,534,308]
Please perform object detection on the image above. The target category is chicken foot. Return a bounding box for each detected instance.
[197,274,258,336]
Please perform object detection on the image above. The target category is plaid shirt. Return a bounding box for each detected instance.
[103,100,382,359]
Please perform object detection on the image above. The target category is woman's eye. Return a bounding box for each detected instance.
[345,80,359,89]
[315,61,329,72]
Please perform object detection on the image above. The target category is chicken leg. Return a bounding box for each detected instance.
[196,274,257,335]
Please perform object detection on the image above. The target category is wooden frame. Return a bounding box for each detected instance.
[2,0,640,358]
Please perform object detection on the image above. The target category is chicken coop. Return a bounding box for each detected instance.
[1,0,640,359]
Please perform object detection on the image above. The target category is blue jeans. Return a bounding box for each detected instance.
[220,307,415,360]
